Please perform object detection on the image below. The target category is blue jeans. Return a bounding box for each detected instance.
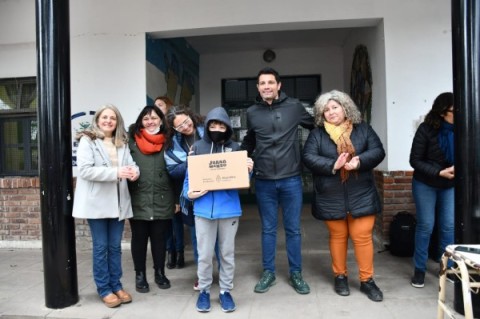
[166,212,184,252]
[412,178,454,272]
[255,175,303,273]
[87,218,125,297]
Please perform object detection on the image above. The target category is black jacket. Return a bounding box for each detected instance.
[409,122,454,189]
[241,92,314,180]
[302,122,385,220]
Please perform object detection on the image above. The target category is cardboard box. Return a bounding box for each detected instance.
[187,150,250,191]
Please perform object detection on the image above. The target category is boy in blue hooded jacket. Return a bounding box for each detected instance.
[183,106,253,313]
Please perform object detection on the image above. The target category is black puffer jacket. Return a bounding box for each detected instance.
[241,92,314,180]
[302,122,385,220]
[409,122,454,189]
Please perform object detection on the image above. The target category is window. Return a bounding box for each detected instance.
[0,77,38,176]
[222,74,321,108]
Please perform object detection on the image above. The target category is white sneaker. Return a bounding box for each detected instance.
[193,280,200,291]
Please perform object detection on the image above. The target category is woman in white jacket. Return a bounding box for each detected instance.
[72,104,139,308]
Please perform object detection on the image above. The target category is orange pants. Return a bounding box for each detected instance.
[324,214,375,282]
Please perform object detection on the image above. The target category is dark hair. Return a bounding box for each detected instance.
[424,92,454,129]
[154,96,174,114]
[155,96,173,106]
[257,67,280,84]
[165,105,205,147]
[129,105,168,138]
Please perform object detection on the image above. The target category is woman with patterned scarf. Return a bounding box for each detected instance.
[303,90,385,302]
[128,105,175,293]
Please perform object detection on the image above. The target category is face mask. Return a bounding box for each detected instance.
[145,126,161,135]
[209,131,227,143]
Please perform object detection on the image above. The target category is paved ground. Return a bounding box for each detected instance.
[0,205,464,319]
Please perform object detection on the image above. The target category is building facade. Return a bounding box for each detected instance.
[0,0,452,248]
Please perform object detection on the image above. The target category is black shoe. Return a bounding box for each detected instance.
[176,250,185,269]
[411,269,425,288]
[360,278,383,302]
[135,271,150,293]
[334,274,350,296]
[155,269,171,289]
[166,251,176,269]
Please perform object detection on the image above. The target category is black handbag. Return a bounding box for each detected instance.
[179,192,195,226]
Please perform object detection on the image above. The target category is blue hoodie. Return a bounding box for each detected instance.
[182,106,244,220]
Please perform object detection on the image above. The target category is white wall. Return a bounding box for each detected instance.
[0,0,453,171]
[343,24,388,170]
[198,46,344,114]
[70,34,146,125]
[382,2,453,169]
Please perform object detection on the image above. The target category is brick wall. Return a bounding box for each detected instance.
[375,170,415,245]
[1,173,414,247]
[0,177,41,242]
[0,177,131,248]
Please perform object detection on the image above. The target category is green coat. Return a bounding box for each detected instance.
[128,139,174,220]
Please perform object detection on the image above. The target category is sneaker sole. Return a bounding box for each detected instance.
[335,289,350,296]
[289,279,310,294]
[196,307,211,313]
[254,280,276,293]
[220,301,237,313]
[360,288,383,301]
[411,282,424,288]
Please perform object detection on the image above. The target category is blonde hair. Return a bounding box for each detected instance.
[313,90,362,127]
[90,104,128,147]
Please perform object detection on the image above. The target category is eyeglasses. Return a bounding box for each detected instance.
[174,116,191,131]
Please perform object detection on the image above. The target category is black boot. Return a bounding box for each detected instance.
[135,271,149,293]
[360,278,383,302]
[176,250,185,269]
[155,269,171,289]
[166,251,176,269]
[334,274,350,296]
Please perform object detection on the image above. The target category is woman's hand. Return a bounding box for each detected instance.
[118,166,139,181]
[439,165,455,180]
[247,157,254,173]
[334,153,350,170]
[187,189,208,199]
[344,156,360,171]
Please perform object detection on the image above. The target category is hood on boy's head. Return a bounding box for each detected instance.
[203,106,233,142]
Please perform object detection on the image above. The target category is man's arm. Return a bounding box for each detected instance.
[299,104,315,130]
[240,128,256,157]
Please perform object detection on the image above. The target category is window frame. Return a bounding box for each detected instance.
[0,77,38,177]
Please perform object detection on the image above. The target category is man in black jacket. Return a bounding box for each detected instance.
[241,67,314,294]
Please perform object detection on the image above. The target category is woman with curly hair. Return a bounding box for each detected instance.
[409,92,454,288]
[303,90,385,302]
[164,105,205,287]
